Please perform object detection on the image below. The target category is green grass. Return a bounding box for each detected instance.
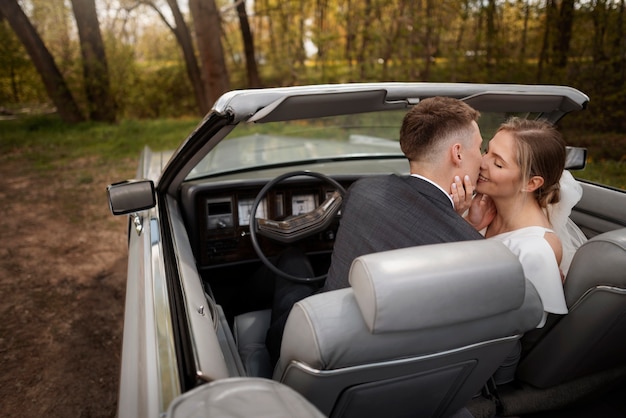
[0,115,200,171]
[572,160,626,191]
[1,115,624,190]
[560,127,626,190]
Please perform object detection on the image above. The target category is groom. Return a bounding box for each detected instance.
[323,96,487,291]
[267,97,487,364]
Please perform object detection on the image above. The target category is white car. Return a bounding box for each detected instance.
[108,83,626,418]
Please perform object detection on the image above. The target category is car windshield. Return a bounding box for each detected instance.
[186,109,538,180]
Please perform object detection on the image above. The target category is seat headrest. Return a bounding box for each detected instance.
[348,240,526,333]
[565,227,626,304]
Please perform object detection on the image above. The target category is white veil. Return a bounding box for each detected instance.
[546,170,588,276]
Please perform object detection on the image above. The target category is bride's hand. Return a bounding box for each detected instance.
[450,175,474,215]
[466,193,496,231]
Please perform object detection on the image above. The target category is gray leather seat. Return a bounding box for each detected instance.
[516,227,626,388]
[274,240,543,418]
[167,377,326,418]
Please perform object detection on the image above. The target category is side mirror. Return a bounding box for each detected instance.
[565,146,587,170]
[107,179,156,215]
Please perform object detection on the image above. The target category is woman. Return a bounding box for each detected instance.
[463,118,586,327]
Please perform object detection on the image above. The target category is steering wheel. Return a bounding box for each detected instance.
[249,171,346,283]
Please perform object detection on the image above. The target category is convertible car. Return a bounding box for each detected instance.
[107,83,626,418]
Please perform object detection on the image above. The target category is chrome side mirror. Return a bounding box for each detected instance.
[107,179,156,215]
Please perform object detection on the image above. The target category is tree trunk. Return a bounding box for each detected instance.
[472,0,484,73]
[357,0,373,79]
[485,0,497,76]
[423,0,436,80]
[553,0,575,68]
[518,0,530,65]
[591,0,608,63]
[615,0,625,81]
[408,0,420,79]
[537,0,554,82]
[189,0,230,105]
[235,0,261,87]
[452,0,470,81]
[380,0,406,80]
[0,0,84,123]
[258,0,279,73]
[159,0,210,115]
[316,0,327,62]
[70,0,116,122]
[344,0,355,71]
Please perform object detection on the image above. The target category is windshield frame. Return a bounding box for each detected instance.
[159,83,588,196]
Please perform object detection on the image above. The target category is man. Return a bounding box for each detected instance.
[323,96,486,291]
[267,97,485,364]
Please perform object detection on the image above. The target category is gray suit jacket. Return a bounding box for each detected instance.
[323,174,485,291]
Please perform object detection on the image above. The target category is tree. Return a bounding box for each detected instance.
[590,0,609,63]
[485,0,498,75]
[518,0,531,65]
[0,0,84,122]
[378,0,407,80]
[344,0,356,71]
[141,0,210,115]
[189,0,230,104]
[537,0,556,81]
[70,0,116,122]
[422,0,439,80]
[0,16,32,103]
[612,0,625,80]
[234,0,261,87]
[553,0,575,68]
[357,0,374,80]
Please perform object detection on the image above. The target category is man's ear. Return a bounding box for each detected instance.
[451,143,462,166]
[523,175,544,193]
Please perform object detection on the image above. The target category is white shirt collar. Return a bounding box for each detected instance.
[410,174,455,208]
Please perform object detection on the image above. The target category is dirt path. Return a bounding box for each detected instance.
[0,155,132,417]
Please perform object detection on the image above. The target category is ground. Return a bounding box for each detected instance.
[0,155,130,417]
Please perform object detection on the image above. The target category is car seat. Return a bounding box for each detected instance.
[516,227,626,388]
[272,240,543,418]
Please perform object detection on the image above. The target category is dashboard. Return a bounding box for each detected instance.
[181,178,353,267]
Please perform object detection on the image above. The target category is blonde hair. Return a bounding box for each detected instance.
[497,118,566,208]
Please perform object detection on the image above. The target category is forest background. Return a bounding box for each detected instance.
[2,0,624,182]
[0,0,625,131]
[0,2,624,416]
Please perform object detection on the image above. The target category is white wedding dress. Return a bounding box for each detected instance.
[488,171,587,327]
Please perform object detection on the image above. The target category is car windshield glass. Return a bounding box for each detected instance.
[186,109,538,180]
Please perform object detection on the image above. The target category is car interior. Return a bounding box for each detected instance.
[172,165,626,418]
[122,86,626,417]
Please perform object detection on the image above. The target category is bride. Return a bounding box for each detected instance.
[461,117,587,326]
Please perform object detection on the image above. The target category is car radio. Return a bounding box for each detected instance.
[206,197,234,229]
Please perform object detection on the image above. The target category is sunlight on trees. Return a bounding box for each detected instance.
[0,0,624,130]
